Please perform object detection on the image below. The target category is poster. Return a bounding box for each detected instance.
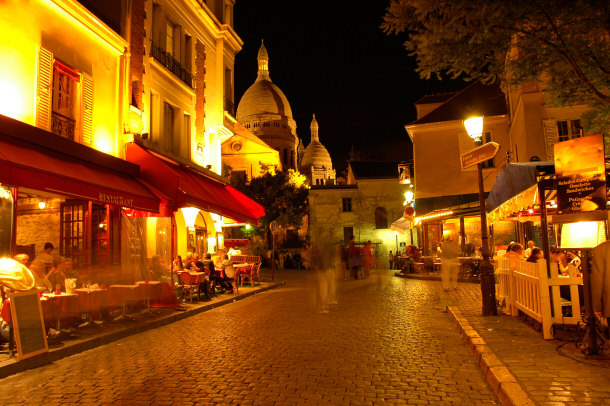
[554,134,606,214]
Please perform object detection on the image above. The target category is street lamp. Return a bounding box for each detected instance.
[464,115,497,316]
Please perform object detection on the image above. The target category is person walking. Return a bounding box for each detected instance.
[440,239,459,290]
[362,241,372,278]
[388,250,394,270]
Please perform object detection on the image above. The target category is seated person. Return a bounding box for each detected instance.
[149,255,168,282]
[503,243,524,259]
[227,245,241,258]
[47,257,80,290]
[218,255,235,294]
[202,253,223,291]
[526,248,544,263]
[30,259,53,292]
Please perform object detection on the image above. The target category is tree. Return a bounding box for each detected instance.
[381,0,610,132]
[233,166,309,234]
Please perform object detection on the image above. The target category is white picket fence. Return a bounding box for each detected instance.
[495,258,582,339]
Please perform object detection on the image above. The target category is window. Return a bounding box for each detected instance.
[163,102,175,151]
[342,198,352,212]
[166,21,175,56]
[180,113,191,158]
[375,207,388,229]
[557,119,582,142]
[36,47,93,144]
[184,34,192,71]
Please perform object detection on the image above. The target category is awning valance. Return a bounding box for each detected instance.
[0,122,160,212]
[486,161,554,212]
[125,143,263,224]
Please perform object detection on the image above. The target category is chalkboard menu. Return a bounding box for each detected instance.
[9,290,48,360]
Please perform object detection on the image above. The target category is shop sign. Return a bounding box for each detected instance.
[98,192,134,208]
[555,134,606,213]
[461,142,500,169]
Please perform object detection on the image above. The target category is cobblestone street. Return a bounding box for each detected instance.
[0,270,496,405]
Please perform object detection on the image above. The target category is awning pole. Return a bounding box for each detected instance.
[538,180,551,277]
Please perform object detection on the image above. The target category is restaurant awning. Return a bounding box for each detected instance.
[0,116,161,212]
[391,217,411,233]
[125,143,264,224]
[486,161,555,212]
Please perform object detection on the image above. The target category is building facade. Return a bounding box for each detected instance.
[308,161,412,267]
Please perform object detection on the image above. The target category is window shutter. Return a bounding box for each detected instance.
[36,46,53,131]
[81,73,93,145]
[543,119,559,160]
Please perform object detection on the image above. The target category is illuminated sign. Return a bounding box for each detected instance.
[461,142,500,169]
[98,193,133,208]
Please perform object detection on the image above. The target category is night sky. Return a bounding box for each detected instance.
[233,2,467,174]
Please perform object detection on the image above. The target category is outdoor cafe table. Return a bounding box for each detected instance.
[135,281,163,313]
[41,292,79,330]
[107,285,143,321]
[74,288,108,324]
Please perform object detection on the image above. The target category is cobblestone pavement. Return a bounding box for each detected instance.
[0,270,496,405]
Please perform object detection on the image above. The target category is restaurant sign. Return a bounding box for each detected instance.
[460,142,500,169]
[554,134,606,214]
[98,192,134,208]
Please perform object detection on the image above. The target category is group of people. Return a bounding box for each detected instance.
[167,251,236,300]
[274,250,303,270]
[504,240,581,275]
[11,243,80,294]
[389,245,422,273]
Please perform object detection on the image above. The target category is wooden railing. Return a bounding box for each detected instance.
[496,258,583,339]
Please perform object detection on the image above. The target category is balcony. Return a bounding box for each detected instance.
[52,111,76,141]
[151,43,195,89]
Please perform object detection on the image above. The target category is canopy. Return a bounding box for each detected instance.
[391,217,411,233]
[125,143,263,224]
[486,162,554,213]
[0,127,160,212]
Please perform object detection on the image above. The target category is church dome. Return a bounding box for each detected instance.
[236,40,294,121]
[301,114,333,170]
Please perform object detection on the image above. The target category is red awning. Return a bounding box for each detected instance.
[125,143,263,223]
[0,133,160,212]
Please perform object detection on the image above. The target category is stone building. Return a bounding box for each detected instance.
[236,41,300,170]
[308,161,412,267]
[300,114,336,186]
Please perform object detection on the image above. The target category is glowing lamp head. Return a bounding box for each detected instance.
[245,224,251,230]
[38,201,46,209]
[404,190,414,205]
[464,116,483,141]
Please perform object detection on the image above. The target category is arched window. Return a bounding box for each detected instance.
[375,207,388,229]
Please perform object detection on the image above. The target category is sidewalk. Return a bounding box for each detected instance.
[0,278,283,379]
[439,282,610,406]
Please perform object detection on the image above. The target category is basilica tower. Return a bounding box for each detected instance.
[236,41,299,170]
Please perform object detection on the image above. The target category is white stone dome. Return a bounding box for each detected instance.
[300,114,333,170]
[236,40,294,121]
[236,80,293,120]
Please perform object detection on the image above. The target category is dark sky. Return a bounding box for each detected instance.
[233,2,466,174]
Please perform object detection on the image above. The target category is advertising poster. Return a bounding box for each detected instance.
[554,134,606,213]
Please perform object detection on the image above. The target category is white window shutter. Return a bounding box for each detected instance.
[81,73,94,145]
[36,46,53,131]
[543,119,559,160]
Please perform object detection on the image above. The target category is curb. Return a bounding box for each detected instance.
[0,281,285,379]
[446,306,537,406]
[394,272,480,284]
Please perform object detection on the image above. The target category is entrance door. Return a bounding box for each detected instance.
[195,227,207,256]
[60,200,86,268]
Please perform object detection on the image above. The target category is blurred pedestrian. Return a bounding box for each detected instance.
[388,250,394,270]
[362,241,372,278]
[348,237,360,279]
[440,239,459,290]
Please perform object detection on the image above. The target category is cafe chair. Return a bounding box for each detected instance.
[239,263,254,287]
[179,272,199,303]
[252,262,262,285]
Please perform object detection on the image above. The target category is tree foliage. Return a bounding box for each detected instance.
[233,167,309,233]
[381,0,610,132]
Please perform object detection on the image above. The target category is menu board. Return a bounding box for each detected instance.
[554,134,606,213]
[9,290,48,360]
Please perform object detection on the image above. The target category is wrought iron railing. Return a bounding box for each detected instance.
[151,42,195,89]
[51,111,76,140]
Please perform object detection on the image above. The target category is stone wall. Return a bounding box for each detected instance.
[16,210,61,257]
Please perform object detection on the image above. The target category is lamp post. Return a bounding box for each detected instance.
[394,230,399,254]
[463,116,497,316]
